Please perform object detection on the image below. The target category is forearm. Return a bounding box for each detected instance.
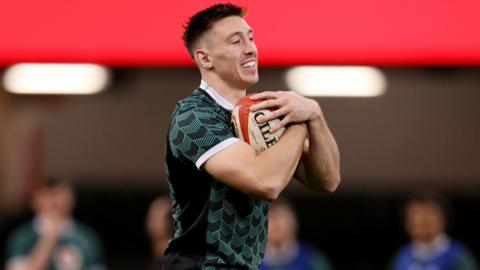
[250,123,307,199]
[25,235,58,270]
[204,124,307,200]
[300,113,341,192]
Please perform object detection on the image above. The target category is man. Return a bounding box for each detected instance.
[261,199,334,270]
[389,191,478,270]
[5,179,105,270]
[145,196,173,270]
[165,3,340,269]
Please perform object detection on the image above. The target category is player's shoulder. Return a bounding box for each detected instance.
[8,221,35,239]
[6,221,36,249]
[171,89,227,130]
[448,238,473,255]
[72,220,100,238]
[175,89,217,115]
[392,242,413,261]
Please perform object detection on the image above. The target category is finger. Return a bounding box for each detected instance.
[250,91,279,100]
[250,99,282,111]
[256,107,289,123]
[303,138,310,154]
[270,116,290,133]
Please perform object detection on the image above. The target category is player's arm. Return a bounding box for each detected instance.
[7,239,57,270]
[204,123,307,200]
[21,236,57,270]
[294,112,341,192]
[7,218,62,270]
[250,91,341,193]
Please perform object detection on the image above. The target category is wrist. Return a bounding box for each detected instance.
[288,122,308,135]
[308,100,323,121]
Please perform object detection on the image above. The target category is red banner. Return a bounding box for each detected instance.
[1,0,479,66]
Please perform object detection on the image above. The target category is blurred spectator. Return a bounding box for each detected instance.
[5,178,106,270]
[260,199,334,270]
[389,191,478,270]
[145,196,173,270]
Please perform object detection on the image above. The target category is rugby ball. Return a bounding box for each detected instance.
[231,94,285,154]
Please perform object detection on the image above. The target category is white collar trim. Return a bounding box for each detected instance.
[411,233,450,260]
[33,216,74,236]
[199,80,234,111]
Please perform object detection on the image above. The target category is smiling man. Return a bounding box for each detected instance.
[164,3,340,269]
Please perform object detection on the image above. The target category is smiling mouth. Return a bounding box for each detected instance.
[241,60,257,70]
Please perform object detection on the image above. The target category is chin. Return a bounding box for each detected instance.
[241,74,259,87]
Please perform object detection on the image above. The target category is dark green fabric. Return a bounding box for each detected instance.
[166,89,270,269]
[6,220,105,270]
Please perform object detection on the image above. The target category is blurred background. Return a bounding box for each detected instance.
[1,0,480,269]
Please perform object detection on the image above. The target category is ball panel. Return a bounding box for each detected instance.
[231,106,244,142]
[232,94,285,154]
[239,102,251,144]
[248,109,285,153]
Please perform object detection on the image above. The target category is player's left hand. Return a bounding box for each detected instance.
[249,91,322,133]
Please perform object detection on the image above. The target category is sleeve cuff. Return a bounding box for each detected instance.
[195,137,240,169]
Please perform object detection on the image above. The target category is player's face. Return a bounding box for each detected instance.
[267,205,297,246]
[405,202,445,243]
[35,185,75,218]
[51,185,75,217]
[206,16,258,88]
[146,198,172,238]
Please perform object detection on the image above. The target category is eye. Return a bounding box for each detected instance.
[249,37,254,41]
[232,39,240,44]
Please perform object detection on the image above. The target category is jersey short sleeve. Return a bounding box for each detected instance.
[74,224,106,270]
[169,103,238,169]
[5,224,37,269]
[6,226,34,259]
[452,243,479,270]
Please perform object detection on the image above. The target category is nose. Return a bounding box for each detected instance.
[243,38,256,56]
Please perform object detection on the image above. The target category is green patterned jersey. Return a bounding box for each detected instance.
[165,80,271,269]
[6,219,105,270]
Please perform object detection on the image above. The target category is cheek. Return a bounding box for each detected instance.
[215,48,240,64]
[426,215,444,231]
[406,216,423,231]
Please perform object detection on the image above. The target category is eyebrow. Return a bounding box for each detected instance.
[226,29,254,40]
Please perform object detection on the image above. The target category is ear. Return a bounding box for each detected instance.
[194,49,213,69]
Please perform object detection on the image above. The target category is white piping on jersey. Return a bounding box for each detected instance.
[195,137,239,169]
[199,80,235,111]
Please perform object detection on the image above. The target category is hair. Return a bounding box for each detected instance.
[43,177,63,187]
[41,177,73,189]
[34,177,75,197]
[182,3,246,58]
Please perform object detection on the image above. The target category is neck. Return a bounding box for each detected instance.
[416,233,447,245]
[411,233,450,260]
[270,237,297,251]
[201,73,247,105]
[265,238,299,264]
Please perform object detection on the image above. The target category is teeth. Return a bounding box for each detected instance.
[242,61,256,68]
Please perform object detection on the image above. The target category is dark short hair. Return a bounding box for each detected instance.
[182,3,246,58]
[39,177,74,194]
[43,177,63,188]
[42,177,71,187]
